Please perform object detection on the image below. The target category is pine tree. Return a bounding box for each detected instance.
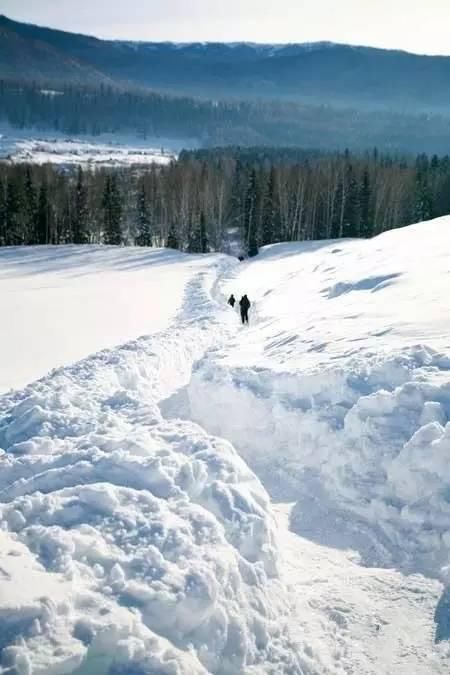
[166,222,179,249]
[415,156,434,222]
[37,180,50,245]
[23,167,37,244]
[5,177,23,246]
[244,168,259,257]
[359,168,372,238]
[200,211,208,253]
[229,159,245,231]
[135,180,152,246]
[261,166,280,246]
[188,211,209,253]
[343,164,360,238]
[102,174,123,245]
[72,166,89,244]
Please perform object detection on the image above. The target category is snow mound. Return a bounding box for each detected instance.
[0,258,308,674]
[174,219,450,579]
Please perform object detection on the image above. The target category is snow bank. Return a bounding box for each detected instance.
[0,246,214,393]
[178,219,450,578]
[0,257,309,674]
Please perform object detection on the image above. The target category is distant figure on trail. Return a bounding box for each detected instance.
[228,294,236,308]
[239,294,251,324]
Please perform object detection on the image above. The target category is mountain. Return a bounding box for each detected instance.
[2,14,450,112]
[0,15,113,85]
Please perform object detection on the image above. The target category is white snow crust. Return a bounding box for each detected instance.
[185,219,450,577]
[0,246,206,392]
[0,252,310,674]
[2,217,450,673]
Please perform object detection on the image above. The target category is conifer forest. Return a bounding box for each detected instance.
[0,148,447,255]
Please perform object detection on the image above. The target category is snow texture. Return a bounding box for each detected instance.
[182,221,450,576]
[2,217,450,673]
[0,252,309,675]
[0,246,208,392]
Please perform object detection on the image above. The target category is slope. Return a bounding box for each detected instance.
[0,248,322,674]
[161,218,450,670]
[2,220,450,673]
[0,17,112,85]
[184,219,450,574]
[0,246,210,392]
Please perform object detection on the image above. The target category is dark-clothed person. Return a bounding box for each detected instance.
[239,294,251,324]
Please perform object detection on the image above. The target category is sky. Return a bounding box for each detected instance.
[2,0,450,55]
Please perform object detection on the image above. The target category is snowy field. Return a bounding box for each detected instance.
[1,218,450,673]
[0,246,215,392]
[0,127,197,166]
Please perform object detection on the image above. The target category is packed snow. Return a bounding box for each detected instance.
[183,219,450,575]
[1,217,450,673]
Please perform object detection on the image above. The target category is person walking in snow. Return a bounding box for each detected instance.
[228,294,236,308]
[239,294,251,324]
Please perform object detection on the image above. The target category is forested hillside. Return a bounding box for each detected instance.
[3,14,450,112]
[3,80,450,153]
[0,148,445,254]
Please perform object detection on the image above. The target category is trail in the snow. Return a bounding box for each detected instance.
[274,503,448,675]
[162,247,450,673]
[2,232,450,674]
[0,256,320,675]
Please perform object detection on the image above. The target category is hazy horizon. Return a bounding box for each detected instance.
[2,0,450,57]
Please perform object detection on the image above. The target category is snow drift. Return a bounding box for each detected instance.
[179,218,450,578]
[3,217,450,673]
[0,253,309,674]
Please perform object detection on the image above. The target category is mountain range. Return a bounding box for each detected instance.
[2,14,450,113]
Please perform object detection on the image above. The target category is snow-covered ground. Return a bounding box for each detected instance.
[0,126,197,166]
[1,218,450,673]
[185,220,450,576]
[0,246,213,392]
[0,138,173,167]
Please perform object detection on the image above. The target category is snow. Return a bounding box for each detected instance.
[0,246,211,393]
[2,217,450,672]
[0,248,309,674]
[0,126,198,166]
[274,502,448,674]
[182,219,450,575]
[0,138,173,167]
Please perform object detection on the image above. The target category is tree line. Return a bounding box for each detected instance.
[3,79,450,153]
[0,148,448,254]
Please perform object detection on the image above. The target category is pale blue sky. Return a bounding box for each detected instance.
[1,0,449,55]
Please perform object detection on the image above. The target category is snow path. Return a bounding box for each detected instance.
[163,221,450,672]
[0,253,317,675]
[2,223,450,673]
[274,503,448,675]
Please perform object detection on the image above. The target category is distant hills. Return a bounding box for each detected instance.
[2,14,450,113]
[3,15,450,154]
